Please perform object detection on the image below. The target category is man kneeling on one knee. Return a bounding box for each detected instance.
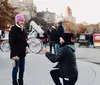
[41,33,78,85]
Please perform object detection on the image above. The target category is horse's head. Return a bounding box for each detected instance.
[29,20,44,35]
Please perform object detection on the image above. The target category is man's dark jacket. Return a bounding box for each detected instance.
[55,25,64,43]
[45,45,78,78]
[50,28,56,41]
[9,25,29,59]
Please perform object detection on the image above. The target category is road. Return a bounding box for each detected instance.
[0,46,100,85]
[75,44,100,65]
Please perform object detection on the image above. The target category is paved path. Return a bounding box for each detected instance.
[0,52,100,85]
[75,45,100,64]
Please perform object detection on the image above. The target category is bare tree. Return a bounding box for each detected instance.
[25,3,36,18]
[0,0,17,29]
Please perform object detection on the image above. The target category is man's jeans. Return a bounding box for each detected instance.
[55,44,60,54]
[12,57,25,84]
[50,69,78,85]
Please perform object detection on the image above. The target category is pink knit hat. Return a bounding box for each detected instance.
[15,14,25,22]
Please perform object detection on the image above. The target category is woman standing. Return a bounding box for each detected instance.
[9,14,29,85]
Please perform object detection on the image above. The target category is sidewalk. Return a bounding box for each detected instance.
[76,60,100,85]
[0,53,100,85]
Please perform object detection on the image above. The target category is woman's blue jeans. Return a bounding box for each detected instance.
[55,44,60,54]
[12,57,25,84]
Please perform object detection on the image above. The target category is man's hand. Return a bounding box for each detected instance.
[41,47,47,54]
[12,56,19,61]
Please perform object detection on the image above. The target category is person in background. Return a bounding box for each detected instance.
[47,27,51,44]
[41,31,78,85]
[1,29,5,38]
[9,14,29,85]
[55,21,64,54]
[47,26,56,54]
[89,33,93,46]
[52,22,64,68]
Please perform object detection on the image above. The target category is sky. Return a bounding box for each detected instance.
[34,0,100,24]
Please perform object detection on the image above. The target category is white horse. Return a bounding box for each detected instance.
[28,20,44,38]
[27,20,44,54]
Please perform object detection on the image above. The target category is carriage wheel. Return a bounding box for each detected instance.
[27,37,42,54]
[0,40,10,52]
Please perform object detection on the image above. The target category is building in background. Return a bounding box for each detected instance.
[37,8,56,24]
[56,13,65,23]
[8,0,37,20]
[64,6,76,24]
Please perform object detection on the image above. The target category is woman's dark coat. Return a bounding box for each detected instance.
[9,25,29,59]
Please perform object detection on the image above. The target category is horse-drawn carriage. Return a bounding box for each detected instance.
[77,34,90,47]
